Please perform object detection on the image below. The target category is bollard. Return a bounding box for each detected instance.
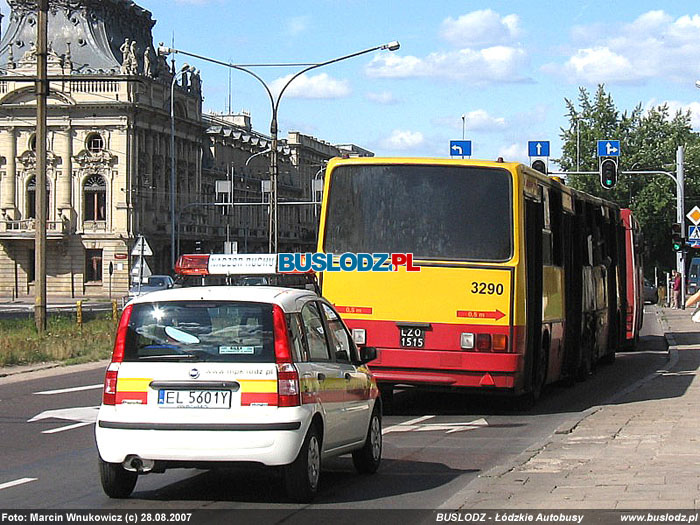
[112,300,118,322]
[76,300,83,327]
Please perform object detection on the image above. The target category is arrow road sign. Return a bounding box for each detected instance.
[528,141,550,157]
[597,140,620,157]
[450,140,472,157]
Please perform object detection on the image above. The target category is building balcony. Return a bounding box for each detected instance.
[0,219,69,240]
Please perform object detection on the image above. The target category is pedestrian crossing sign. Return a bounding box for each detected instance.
[689,225,700,241]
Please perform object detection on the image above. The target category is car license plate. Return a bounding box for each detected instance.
[158,389,232,409]
[399,327,425,348]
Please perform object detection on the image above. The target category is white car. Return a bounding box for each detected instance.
[95,285,382,502]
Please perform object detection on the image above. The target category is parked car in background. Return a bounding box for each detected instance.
[687,258,700,296]
[643,279,659,305]
[128,275,174,299]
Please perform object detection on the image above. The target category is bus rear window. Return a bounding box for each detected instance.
[323,164,513,261]
[124,301,274,363]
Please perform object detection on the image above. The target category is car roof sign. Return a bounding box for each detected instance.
[208,254,277,275]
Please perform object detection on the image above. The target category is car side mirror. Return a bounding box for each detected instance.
[359,346,377,365]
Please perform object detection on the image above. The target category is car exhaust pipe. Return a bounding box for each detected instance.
[123,455,154,473]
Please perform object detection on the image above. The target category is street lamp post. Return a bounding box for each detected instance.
[159,41,400,253]
[170,64,195,269]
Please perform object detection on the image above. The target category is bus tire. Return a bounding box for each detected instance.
[380,386,394,415]
[576,330,594,381]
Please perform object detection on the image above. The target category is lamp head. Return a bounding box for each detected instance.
[383,41,400,51]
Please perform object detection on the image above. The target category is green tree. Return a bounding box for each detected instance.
[556,85,700,274]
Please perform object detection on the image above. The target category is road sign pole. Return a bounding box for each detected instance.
[677,146,685,307]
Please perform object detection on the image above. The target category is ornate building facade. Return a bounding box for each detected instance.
[0,0,372,300]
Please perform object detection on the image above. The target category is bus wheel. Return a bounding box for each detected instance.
[576,331,594,381]
[531,342,548,402]
[380,386,394,415]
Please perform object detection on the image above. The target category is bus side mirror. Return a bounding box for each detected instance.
[359,346,377,364]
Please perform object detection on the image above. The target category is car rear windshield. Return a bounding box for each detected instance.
[323,164,513,262]
[124,301,275,363]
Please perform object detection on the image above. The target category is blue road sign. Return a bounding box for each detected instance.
[689,225,700,242]
[450,140,472,157]
[597,140,621,157]
[528,141,550,157]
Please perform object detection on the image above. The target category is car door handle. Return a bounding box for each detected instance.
[316,372,326,381]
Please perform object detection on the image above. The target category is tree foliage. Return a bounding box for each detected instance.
[555,85,700,274]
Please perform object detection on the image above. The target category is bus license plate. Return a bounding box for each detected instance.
[158,389,232,409]
[399,327,425,348]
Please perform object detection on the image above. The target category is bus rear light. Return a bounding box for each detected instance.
[460,333,475,350]
[476,333,491,352]
[352,328,366,345]
[492,334,508,352]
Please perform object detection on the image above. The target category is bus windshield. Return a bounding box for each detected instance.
[323,164,513,262]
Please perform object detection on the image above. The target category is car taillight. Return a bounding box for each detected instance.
[272,305,300,407]
[277,362,300,407]
[103,305,133,405]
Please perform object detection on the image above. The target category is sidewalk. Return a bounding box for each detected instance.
[445,306,700,510]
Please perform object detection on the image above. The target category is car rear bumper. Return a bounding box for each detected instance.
[95,418,310,466]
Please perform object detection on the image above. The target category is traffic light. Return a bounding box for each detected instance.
[599,158,617,189]
[531,159,547,174]
[672,223,684,251]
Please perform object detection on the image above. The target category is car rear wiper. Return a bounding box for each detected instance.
[138,354,200,361]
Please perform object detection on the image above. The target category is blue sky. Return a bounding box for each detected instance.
[4,0,700,165]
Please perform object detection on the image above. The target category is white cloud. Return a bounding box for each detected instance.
[440,10,520,48]
[286,16,310,36]
[433,109,507,132]
[366,91,398,105]
[498,143,529,164]
[366,46,529,83]
[381,130,425,151]
[548,10,700,84]
[270,73,350,99]
[645,99,700,130]
[561,46,640,84]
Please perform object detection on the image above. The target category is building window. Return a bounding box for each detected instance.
[87,133,104,153]
[26,175,50,219]
[85,249,102,283]
[83,174,106,221]
[29,135,36,152]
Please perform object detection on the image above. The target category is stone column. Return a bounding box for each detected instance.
[57,126,72,216]
[1,127,17,218]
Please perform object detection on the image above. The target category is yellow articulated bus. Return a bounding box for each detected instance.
[317,158,632,405]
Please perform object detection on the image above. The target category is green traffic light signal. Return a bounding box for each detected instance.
[672,223,684,251]
[599,158,617,189]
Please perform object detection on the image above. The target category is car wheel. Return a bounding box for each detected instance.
[352,406,382,474]
[98,458,137,499]
[284,424,321,503]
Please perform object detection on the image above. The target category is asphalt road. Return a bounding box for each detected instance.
[0,307,668,514]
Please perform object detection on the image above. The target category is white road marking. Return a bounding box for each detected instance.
[0,478,37,491]
[28,406,99,433]
[42,421,94,434]
[383,416,488,435]
[34,384,102,395]
[383,415,435,435]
